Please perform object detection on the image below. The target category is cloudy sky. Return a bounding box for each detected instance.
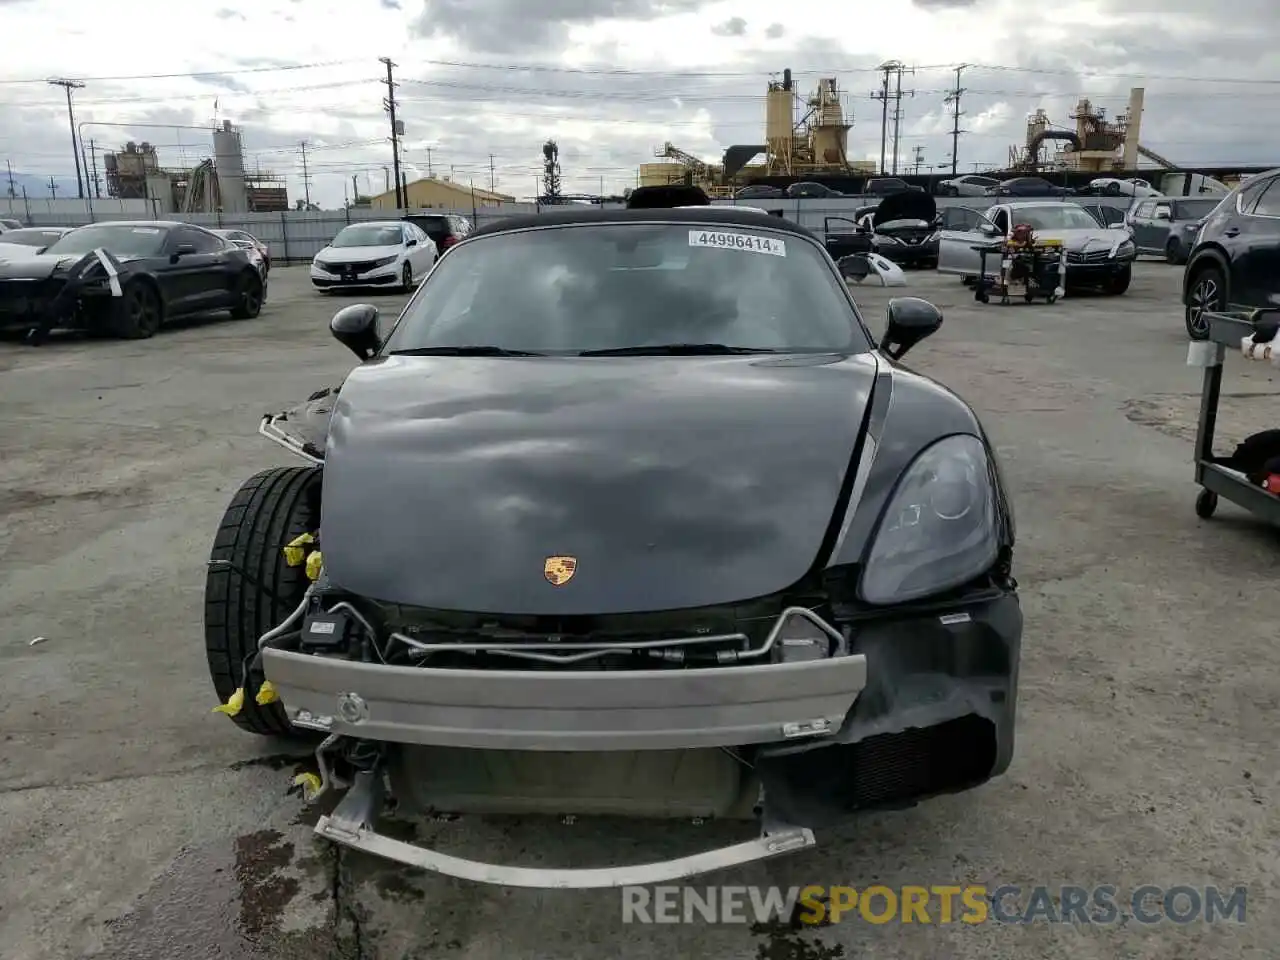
[1,0,1276,208]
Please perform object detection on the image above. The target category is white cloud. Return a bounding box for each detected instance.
[1,0,1277,207]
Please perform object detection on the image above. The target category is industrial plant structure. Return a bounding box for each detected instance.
[103,122,288,213]
[1007,89,1176,173]
[636,67,873,196]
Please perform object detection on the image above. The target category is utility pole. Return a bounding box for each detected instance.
[943,65,968,177]
[48,176,58,198]
[5,160,15,198]
[890,64,915,176]
[488,153,496,192]
[88,140,101,197]
[48,78,86,199]
[299,140,312,207]
[871,62,897,176]
[912,145,925,175]
[426,147,433,178]
[379,56,404,209]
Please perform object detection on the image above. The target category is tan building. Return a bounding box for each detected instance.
[370,176,517,211]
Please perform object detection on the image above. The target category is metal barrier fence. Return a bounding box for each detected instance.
[3,196,1138,263]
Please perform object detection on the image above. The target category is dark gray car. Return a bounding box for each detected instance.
[1129,197,1224,264]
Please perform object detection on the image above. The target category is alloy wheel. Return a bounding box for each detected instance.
[1187,275,1218,339]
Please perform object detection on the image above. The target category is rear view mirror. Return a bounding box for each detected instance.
[330,303,381,360]
[883,297,943,360]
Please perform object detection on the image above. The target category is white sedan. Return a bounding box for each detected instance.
[310,220,438,293]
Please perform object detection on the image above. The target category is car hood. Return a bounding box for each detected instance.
[1010,226,1128,254]
[0,243,47,260]
[319,351,879,615]
[873,190,936,227]
[0,252,97,279]
[316,244,402,264]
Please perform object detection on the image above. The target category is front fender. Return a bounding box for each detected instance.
[823,364,1012,571]
[260,386,340,462]
[1182,245,1229,304]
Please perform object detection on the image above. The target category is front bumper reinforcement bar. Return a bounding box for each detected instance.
[317,769,817,889]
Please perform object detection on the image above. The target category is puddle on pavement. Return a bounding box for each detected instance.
[91,828,335,960]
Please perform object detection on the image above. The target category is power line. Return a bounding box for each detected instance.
[379,57,404,208]
[0,60,363,86]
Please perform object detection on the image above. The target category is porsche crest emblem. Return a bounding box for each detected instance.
[543,555,578,586]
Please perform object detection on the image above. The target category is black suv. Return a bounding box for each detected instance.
[402,213,473,255]
[1182,168,1280,340]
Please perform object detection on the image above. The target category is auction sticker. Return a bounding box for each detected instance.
[688,230,786,256]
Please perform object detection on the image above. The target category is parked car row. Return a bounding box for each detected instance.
[0,219,268,343]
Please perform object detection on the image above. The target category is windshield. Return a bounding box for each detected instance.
[1171,199,1221,220]
[44,224,167,257]
[382,222,870,355]
[331,224,403,248]
[0,229,65,247]
[1008,206,1104,230]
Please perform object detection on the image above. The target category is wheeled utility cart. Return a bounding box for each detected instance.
[972,239,1067,305]
[1190,310,1280,524]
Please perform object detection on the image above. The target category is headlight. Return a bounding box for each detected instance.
[859,434,999,605]
[877,235,903,245]
[1116,239,1135,258]
[313,258,327,269]
[372,255,398,268]
[927,230,940,242]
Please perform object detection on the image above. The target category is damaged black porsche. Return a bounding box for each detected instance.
[0,220,265,343]
[203,199,1022,888]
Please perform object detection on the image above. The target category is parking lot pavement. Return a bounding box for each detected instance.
[0,262,1275,960]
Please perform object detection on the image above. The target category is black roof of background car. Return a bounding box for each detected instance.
[470,206,821,241]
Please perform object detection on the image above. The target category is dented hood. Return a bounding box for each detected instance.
[318,352,878,616]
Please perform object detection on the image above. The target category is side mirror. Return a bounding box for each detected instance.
[978,222,1001,237]
[172,243,197,259]
[406,238,417,247]
[330,303,381,360]
[882,297,943,360]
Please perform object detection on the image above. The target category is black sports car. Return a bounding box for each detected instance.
[824,191,941,268]
[203,199,1022,888]
[0,220,265,343]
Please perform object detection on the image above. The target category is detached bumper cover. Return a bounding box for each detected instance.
[262,649,869,751]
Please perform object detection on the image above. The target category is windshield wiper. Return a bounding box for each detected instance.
[578,343,780,356]
[388,346,546,357]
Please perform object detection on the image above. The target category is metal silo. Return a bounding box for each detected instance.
[213,120,249,213]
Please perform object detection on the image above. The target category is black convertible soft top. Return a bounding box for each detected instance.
[471,205,821,241]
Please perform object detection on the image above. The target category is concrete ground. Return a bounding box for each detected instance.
[0,261,1275,960]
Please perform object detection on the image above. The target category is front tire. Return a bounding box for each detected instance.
[1185,263,1225,341]
[400,261,413,292]
[1165,237,1183,265]
[204,465,322,738]
[1104,264,1132,296]
[108,280,162,339]
[230,271,264,320]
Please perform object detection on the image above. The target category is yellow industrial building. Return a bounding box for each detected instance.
[370,177,517,210]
